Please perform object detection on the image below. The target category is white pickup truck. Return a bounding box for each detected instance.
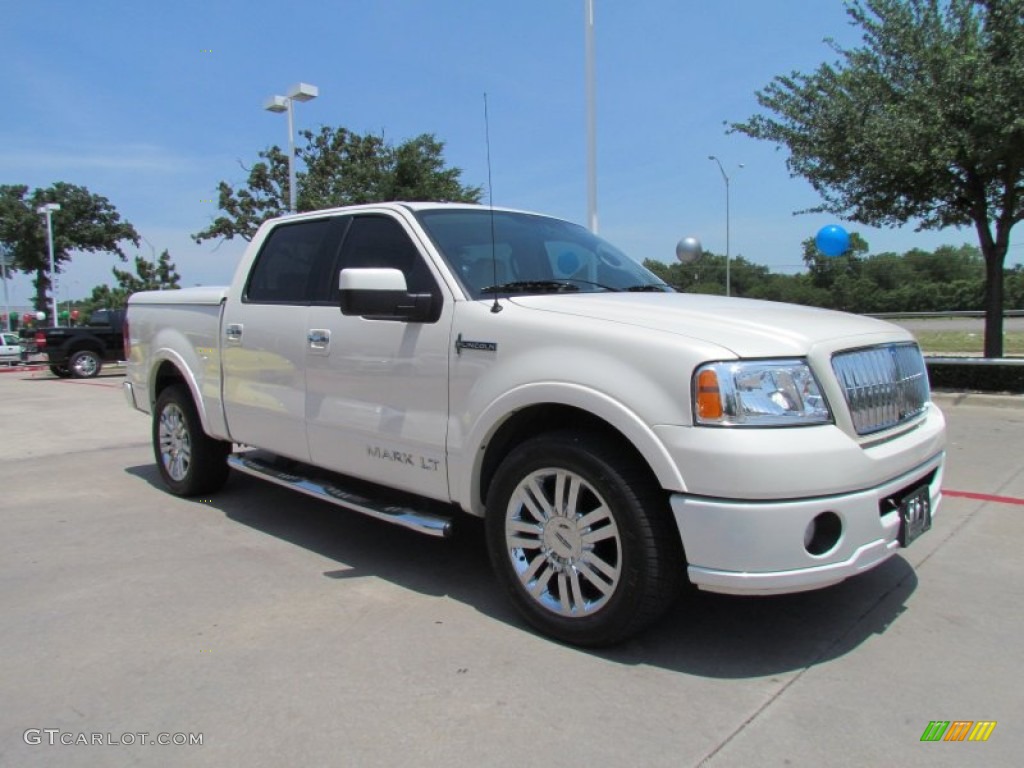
[124,202,945,646]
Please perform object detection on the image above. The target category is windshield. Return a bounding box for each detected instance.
[414,209,673,299]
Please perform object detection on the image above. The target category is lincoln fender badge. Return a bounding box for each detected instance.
[455,333,497,355]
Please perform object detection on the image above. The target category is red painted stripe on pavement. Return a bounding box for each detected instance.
[944,489,1024,506]
[0,365,46,374]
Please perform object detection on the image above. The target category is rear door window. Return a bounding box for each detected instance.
[245,219,334,304]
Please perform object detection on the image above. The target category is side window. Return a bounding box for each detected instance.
[339,215,438,296]
[245,219,333,304]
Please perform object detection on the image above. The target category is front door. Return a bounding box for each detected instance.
[305,213,452,500]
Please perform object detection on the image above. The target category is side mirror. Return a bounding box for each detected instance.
[339,268,435,322]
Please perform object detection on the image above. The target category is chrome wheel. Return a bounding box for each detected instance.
[158,402,192,482]
[505,467,622,617]
[70,350,101,378]
[489,431,683,645]
[152,385,230,497]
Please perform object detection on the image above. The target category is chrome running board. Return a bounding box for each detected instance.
[227,452,454,538]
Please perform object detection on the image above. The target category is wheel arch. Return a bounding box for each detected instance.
[462,385,687,517]
[66,339,104,356]
[147,353,218,438]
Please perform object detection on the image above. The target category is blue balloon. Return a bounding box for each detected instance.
[557,251,581,275]
[815,224,850,257]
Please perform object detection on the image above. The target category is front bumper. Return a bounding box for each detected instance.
[672,451,944,595]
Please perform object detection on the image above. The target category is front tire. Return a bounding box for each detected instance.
[485,431,682,647]
[153,384,231,496]
[69,349,102,378]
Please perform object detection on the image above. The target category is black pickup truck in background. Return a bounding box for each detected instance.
[36,308,126,378]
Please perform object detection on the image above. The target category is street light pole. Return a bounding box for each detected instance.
[36,203,61,327]
[0,244,12,332]
[708,156,741,297]
[585,0,598,234]
[264,83,319,213]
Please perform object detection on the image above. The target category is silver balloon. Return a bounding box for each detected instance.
[676,236,702,264]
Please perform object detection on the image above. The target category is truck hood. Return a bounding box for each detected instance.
[509,293,909,357]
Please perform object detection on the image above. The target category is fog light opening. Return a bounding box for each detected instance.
[804,511,842,556]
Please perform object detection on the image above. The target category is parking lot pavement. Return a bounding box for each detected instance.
[0,371,1020,767]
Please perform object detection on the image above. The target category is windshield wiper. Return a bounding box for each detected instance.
[481,279,625,295]
[481,280,582,294]
[625,283,673,292]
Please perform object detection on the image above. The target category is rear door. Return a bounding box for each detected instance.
[221,217,340,462]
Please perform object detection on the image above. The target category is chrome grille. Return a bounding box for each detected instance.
[831,343,930,435]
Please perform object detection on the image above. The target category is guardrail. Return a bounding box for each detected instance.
[925,356,1023,393]
[925,356,1024,366]
[870,310,1024,319]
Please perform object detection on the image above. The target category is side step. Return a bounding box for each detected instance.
[227,452,454,538]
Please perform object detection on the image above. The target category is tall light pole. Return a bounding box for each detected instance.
[36,203,61,327]
[708,156,742,297]
[0,243,12,332]
[584,0,598,233]
[264,82,319,213]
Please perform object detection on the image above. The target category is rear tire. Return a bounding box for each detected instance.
[69,349,102,378]
[485,430,683,647]
[49,364,72,378]
[153,384,231,496]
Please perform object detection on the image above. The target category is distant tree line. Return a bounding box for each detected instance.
[645,238,1024,314]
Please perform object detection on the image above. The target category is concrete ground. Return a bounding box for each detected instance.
[0,369,1020,767]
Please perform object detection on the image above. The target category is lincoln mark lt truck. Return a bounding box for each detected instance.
[124,203,945,646]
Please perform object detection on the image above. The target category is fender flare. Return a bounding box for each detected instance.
[456,381,687,516]
[147,348,220,439]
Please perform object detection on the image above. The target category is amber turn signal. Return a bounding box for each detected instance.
[696,369,723,421]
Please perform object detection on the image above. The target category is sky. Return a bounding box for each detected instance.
[2,0,1017,310]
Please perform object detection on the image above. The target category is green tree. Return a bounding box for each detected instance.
[0,183,139,314]
[905,243,983,283]
[80,250,181,317]
[193,126,483,243]
[732,0,1024,356]
[645,252,728,294]
[1006,265,1024,308]
[860,252,917,291]
[112,249,181,294]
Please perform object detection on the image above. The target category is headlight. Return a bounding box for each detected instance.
[693,359,832,427]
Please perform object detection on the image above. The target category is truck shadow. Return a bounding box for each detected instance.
[127,464,918,679]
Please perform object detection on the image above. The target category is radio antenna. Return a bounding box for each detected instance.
[484,92,502,313]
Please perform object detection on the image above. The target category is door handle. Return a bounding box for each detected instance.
[308,329,330,349]
[225,324,243,344]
